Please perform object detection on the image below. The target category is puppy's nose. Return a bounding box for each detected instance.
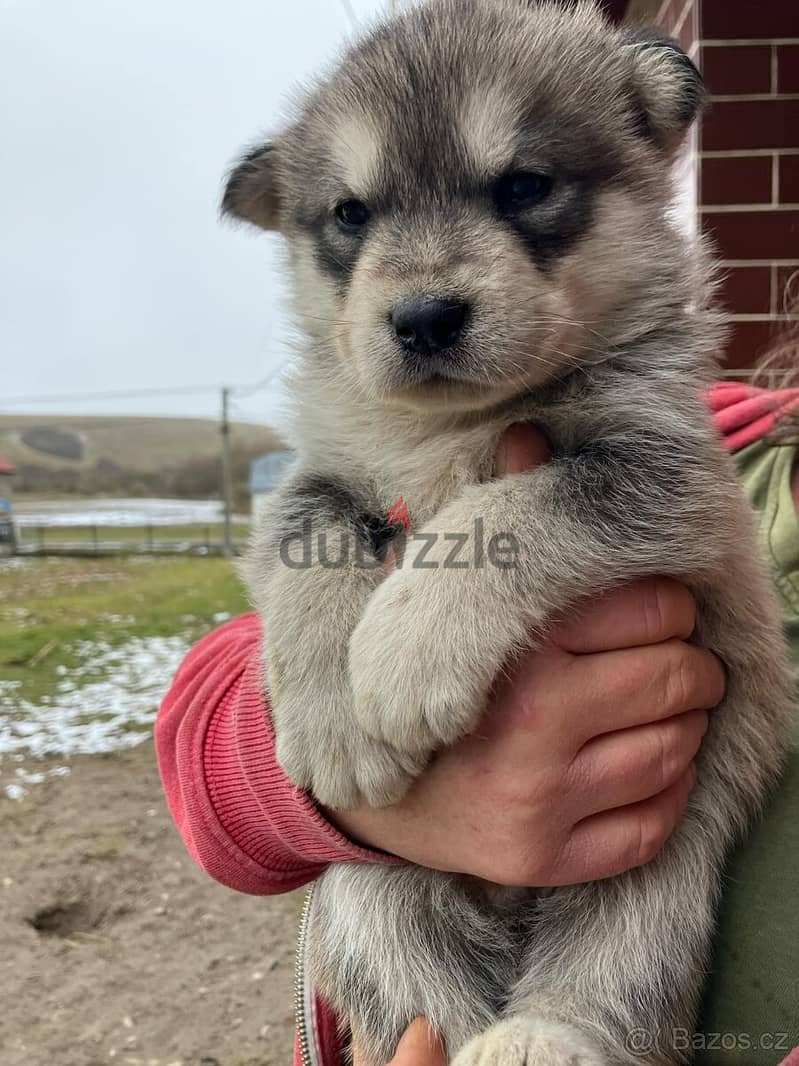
[391,297,469,356]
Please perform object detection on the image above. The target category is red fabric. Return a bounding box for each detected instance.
[154,613,385,897]
[154,615,367,1066]
[708,381,799,453]
[155,385,798,1066]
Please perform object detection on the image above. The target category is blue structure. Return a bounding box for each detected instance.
[250,451,295,518]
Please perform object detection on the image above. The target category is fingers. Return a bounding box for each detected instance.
[557,767,696,883]
[563,639,725,744]
[494,423,551,476]
[389,1020,446,1066]
[352,1020,446,1066]
[570,709,708,817]
[552,577,697,654]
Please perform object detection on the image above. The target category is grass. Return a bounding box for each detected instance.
[0,556,250,705]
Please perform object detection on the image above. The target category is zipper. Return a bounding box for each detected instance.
[295,884,318,1066]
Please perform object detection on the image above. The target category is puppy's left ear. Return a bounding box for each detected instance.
[222,142,280,231]
[623,29,704,152]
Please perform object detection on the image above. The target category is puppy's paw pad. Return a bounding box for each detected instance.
[453,1018,607,1066]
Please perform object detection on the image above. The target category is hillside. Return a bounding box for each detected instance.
[0,414,285,499]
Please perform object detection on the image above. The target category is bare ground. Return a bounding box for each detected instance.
[1,742,304,1066]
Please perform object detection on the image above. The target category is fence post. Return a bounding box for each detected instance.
[92,525,98,553]
[147,524,153,552]
[37,525,44,552]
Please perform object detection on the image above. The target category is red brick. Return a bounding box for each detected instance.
[701,45,772,96]
[777,45,799,94]
[599,0,628,23]
[701,156,772,205]
[702,209,799,259]
[780,155,799,202]
[702,100,799,152]
[721,320,780,371]
[776,265,799,314]
[702,0,799,41]
[719,267,772,314]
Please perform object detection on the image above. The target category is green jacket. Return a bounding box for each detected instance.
[696,440,799,1063]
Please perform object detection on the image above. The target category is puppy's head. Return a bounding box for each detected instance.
[223,0,703,412]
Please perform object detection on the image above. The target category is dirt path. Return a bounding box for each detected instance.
[1,742,304,1066]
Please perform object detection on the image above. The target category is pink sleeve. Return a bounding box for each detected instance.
[708,380,799,452]
[155,613,393,896]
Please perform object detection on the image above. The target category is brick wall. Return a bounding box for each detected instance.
[698,0,799,368]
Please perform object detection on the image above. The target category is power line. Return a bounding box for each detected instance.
[0,384,223,407]
[1,364,288,409]
[232,361,286,400]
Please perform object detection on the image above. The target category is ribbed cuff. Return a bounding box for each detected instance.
[204,651,391,892]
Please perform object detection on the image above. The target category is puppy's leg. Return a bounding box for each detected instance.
[246,474,425,809]
[452,814,716,1066]
[309,864,517,1066]
[347,430,763,770]
[349,444,720,759]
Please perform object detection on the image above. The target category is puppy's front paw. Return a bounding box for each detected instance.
[274,689,425,809]
[349,571,489,756]
[453,1018,607,1066]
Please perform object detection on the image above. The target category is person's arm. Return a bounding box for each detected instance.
[154,613,386,896]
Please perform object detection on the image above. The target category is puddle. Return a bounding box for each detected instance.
[0,634,190,798]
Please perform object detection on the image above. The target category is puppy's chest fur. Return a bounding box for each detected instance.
[294,375,577,529]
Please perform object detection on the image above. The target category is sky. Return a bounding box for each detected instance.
[0,0,391,428]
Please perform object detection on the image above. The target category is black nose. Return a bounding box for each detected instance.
[391,297,469,356]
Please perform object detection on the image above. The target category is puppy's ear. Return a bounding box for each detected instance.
[222,142,280,231]
[623,29,704,151]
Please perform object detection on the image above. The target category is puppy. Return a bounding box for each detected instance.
[223,2,793,1063]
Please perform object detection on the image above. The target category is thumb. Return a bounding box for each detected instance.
[388,1019,446,1066]
[494,422,551,477]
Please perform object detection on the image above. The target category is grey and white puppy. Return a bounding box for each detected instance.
[223,1,793,1063]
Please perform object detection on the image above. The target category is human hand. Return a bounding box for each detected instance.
[353,1018,446,1066]
[331,425,725,886]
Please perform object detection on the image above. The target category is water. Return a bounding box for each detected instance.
[12,497,228,528]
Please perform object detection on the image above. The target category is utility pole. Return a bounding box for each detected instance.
[220,386,234,558]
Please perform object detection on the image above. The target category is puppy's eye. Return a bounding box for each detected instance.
[492,171,553,212]
[335,199,370,230]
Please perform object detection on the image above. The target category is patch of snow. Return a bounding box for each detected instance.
[0,635,190,759]
[0,557,32,573]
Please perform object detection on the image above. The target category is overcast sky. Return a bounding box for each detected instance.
[0,0,391,427]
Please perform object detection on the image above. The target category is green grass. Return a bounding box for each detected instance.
[0,556,250,705]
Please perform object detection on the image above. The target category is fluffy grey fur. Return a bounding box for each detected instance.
[223,2,793,1063]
